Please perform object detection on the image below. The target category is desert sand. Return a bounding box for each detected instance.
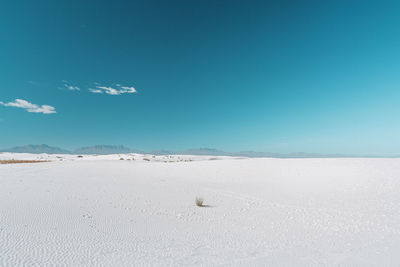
[1,153,400,266]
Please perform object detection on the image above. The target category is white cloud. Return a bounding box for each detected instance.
[88,84,137,95]
[0,99,56,114]
[119,86,136,93]
[88,88,103,94]
[96,86,120,95]
[63,83,80,91]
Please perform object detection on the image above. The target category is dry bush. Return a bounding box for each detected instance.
[195,197,204,207]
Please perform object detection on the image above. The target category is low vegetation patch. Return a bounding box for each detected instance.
[0,160,49,164]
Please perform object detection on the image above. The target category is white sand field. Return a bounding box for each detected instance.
[1,153,400,266]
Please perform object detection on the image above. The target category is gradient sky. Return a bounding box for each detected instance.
[1,0,400,154]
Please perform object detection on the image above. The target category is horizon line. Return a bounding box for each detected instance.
[1,144,399,158]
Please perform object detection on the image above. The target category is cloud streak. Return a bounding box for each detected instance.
[0,99,56,114]
[88,88,103,94]
[63,83,80,91]
[88,84,137,95]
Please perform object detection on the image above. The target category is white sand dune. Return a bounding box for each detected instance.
[0,152,239,163]
[1,154,400,266]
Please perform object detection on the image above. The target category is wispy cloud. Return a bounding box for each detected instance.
[88,84,137,95]
[0,99,56,114]
[63,82,80,91]
[88,88,103,94]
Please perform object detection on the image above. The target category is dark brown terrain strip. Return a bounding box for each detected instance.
[0,160,49,164]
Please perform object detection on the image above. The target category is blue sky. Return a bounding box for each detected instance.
[1,0,400,155]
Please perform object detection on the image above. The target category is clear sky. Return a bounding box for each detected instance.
[1,0,400,155]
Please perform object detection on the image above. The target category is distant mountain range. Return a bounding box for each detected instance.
[0,144,71,154]
[0,144,141,155]
[73,145,142,155]
[0,144,398,158]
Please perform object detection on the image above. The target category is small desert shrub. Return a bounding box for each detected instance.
[195,197,204,207]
